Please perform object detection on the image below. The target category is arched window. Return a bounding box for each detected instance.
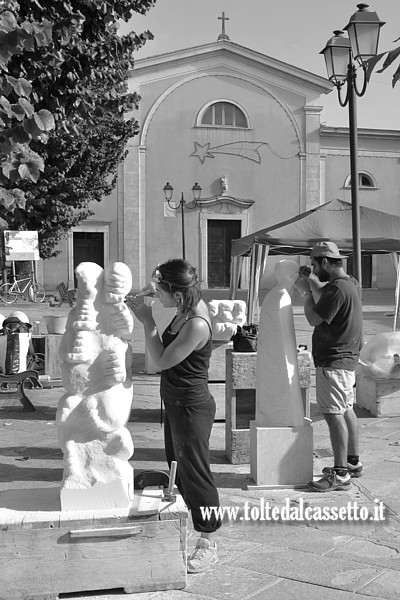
[345,172,376,188]
[200,101,248,128]
[360,173,374,187]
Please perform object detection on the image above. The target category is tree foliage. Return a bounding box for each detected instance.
[0,0,56,211]
[0,0,154,218]
[366,37,400,88]
[6,0,155,126]
[0,0,155,259]
[7,114,138,258]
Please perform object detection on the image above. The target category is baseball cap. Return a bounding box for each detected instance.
[311,241,346,259]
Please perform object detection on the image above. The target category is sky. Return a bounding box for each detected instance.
[120,0,400,130]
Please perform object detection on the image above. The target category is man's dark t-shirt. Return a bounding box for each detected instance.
[312,276,363,370]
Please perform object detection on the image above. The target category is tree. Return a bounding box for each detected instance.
[0,0,155,260]
[1,0,154,213]
[367,38,400,88]
[6,0,155,127]
[7,114,138,258]
[0,0,55,212]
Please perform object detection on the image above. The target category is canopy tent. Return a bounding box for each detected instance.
[230,199,400,326]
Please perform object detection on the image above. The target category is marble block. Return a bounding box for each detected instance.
[250,421,313,487]
[207,299,246,341]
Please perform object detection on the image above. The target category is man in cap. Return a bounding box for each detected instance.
[296,241,363,491]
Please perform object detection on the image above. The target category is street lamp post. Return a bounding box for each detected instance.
[163,182,202,259]
[320,4,385,289]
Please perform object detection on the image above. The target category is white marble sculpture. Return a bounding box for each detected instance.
[221,174,228,195]
[56,261,135,511]
[359,331,400,379]
[255,259,304,427]
[207,299,246,341]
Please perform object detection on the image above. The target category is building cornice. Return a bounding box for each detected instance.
[321,126,400,140]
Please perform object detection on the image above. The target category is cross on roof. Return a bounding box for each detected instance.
[217,11,230,41]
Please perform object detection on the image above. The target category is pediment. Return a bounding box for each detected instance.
[132,41,331,95]
[197,195,255,214]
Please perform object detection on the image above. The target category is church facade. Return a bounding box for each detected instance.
[42,30,400,293]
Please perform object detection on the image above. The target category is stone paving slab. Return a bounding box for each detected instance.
[63,593,211,600]
[249,579,389,600]
[357,570,400,600]
[186,564,278,600]
[362,461,400,481]
[359,449,400,465]
[230,546,386,593]
[326,537,400,570]
[220,518,354,554]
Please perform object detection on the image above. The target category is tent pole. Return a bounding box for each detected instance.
[246,244,269,325]
[229,255,243,300]
[393,252,400,331]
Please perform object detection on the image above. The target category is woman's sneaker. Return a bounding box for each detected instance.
[323,462,363,478]
[187,538,218,573]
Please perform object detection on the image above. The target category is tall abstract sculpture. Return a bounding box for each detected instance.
[250,259,312,487]
[256,260,304,426]
[56,262,135,510]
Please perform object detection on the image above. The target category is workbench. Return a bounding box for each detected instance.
[0,485,188,599]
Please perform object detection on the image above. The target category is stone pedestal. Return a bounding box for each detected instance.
[208,340,233,421]
[208,340,233,381]
[249,422,313,488]
[356,371,400,417]
[225,350,311,464]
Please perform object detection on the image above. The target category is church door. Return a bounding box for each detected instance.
[347,255,372,288]
[207,220,241,288]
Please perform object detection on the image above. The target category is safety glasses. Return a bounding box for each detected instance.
[152,267,173,291]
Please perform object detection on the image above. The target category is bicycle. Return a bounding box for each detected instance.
[0,272,46,304]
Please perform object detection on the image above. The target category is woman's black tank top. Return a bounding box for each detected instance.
[160,315,212,405]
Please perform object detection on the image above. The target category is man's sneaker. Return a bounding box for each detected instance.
[187,538,218,573]
[322,462,363,478]
[310,470,351,492]
[347,462,363,478]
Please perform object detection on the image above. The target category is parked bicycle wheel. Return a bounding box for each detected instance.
[0,283,18,303]
[28,282,46,303]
